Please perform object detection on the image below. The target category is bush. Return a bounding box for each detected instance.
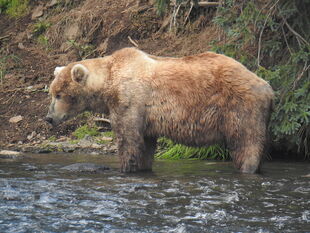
[154,0,310,159]
[211,0,310,158]
[0,0,28,17]
[72,125,100,139]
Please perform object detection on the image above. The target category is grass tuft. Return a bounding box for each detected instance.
[0,0,28,17]
[72,125,100,139]
[155,138,230,160]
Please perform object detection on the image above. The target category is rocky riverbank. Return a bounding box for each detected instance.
[0,135,117,158]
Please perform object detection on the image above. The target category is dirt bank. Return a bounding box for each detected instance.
[0,0,219,150]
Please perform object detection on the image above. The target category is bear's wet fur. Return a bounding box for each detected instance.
[47,47,274,173]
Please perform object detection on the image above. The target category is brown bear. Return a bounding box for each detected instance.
[46,47,274,173]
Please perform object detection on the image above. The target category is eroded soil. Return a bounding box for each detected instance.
[0,0,218,149]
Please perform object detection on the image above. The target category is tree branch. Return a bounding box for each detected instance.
[281,15,309,46]
[128,36,139,48]
[257,0,280,67]
[0,34,10,41]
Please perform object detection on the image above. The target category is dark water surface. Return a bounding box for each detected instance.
[0,153,309,233]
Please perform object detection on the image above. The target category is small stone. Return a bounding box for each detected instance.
[18,42,25,49]
[47,0,58,7]
[31,5,44,20]
[91,143,102,149]
[27,31,32,39]
[9,115,23,123]
[101,136,113,141]
[64,23,80,41]
[27,131,37,140]
[56,136,67,142]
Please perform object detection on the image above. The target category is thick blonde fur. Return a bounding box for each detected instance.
[47,47,274,173]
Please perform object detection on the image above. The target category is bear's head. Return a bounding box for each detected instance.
[46,63,93,126]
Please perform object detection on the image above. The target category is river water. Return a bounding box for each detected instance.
[0,153,309,233]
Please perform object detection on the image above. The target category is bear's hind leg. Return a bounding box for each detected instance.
[140,137,157,171]
[228,128,266,173]
[225,107,269,174]
[229,139,265,174]
[235,144,262,173]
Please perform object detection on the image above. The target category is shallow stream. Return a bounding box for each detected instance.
[0,153,309,232]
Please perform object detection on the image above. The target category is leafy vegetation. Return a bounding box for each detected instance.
[156,138,230,160]
[96,131,114,144]
[67,40,96,59]
[32,21,51,48]
[211,0,309,158]
[101,131,114,138]
[154,0,310,159]
[0,50,19,85]
[37,35,49,48]
[155,0,171,16]
[72,123,113,145]
[72,125,100,139]
[47,135,56,142]
[0,0,28,17]
[33,21,51,36]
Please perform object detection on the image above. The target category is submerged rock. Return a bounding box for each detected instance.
[60,163,110,173]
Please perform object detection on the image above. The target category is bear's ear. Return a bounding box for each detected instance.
[71,64,89,85]
[54,66,65,76]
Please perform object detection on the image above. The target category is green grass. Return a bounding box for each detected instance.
[72,125,100,139]
[33,21,51,35]
[101,131,114,138]
[95,131,114,144]
[155,138,230,160]
[48,136,56,142]
[0,0,28,17]
[0,62,5,85]
[67,40,96,59]
[0,51,19,85]
[37,35,49,48]
[69,139,79,145]
[95,139,110,145]
[32,21,51,49]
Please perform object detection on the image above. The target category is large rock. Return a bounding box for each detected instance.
[0,150,23,159]
[60,163,110,173]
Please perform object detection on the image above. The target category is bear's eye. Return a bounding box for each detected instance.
[55,94,61,100]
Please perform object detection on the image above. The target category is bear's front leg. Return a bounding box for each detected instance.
[118,137,143,172]
[111,108,156,173]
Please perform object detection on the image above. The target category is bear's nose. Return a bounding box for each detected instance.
[45,117,53,124]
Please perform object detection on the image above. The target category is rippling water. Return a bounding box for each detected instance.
[0,153,309,233]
